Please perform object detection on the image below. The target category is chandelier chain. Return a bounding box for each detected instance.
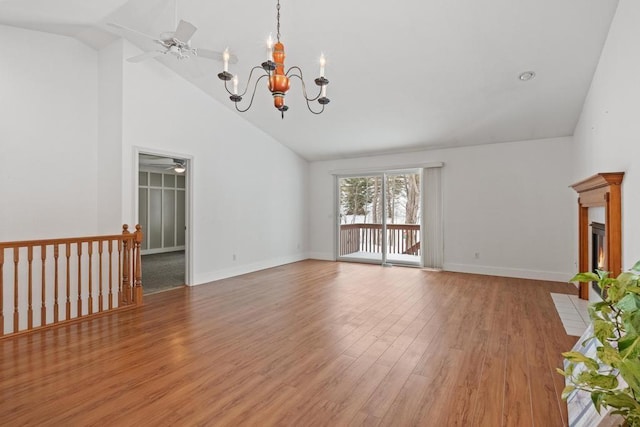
[276,0,281,42]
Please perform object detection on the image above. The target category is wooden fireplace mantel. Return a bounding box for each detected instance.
[570,172,624,299]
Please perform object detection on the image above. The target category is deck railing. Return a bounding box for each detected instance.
[0,224,143,337]
[339,223,420,256]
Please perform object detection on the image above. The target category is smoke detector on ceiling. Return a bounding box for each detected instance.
[518,71,536,81]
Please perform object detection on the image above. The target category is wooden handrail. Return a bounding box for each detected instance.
[0,233,132,249]
[0,224,143,338]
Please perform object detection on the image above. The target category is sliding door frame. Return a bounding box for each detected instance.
[335,168,423,267]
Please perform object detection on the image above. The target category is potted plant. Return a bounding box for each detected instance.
[559,261,640,426]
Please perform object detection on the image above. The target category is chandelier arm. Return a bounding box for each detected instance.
[223,79,232,95]
[287,74,326,114]
[223,66,269,96]
[287,68,322,102]
[234,74,270,113]
[305,101,326,115]
[240,66,270,97]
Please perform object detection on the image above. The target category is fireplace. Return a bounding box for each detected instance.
[570,172,624,299]
[591,222,605,297]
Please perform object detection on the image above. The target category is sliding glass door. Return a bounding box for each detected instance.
[337,175,383,263]
[337,170,421,266]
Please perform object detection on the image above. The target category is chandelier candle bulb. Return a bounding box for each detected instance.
[267,34,274,61]
[319,53,326,78]
[223,48,230,73]
[321,84,326,98]
[232,75,239,95]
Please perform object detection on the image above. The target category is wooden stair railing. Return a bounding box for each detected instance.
[0,224,143,338]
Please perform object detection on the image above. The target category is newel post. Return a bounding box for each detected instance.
[121,224,131,304]
[133,224,143,306]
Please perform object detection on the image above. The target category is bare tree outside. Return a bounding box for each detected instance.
[371,178,381,223]
[405,174,420,224]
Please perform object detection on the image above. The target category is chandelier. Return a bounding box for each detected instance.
[217,0,330,118]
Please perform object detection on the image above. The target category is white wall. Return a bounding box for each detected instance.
[573,0,640,270]
[309,137,576,281]
[119,41,309,285]
[0,25,99,240]
[97,39,124,233]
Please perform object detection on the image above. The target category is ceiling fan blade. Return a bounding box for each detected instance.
[142,158,175,165]
[197,48,238,64]
[174,20,197,43]
[144,164,185,171]
[140,154,170,161]
[144,163,175,167]
[107,22,160,42]
[127,51,165,63]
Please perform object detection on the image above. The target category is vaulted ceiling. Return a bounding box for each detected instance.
[0,0,619,160]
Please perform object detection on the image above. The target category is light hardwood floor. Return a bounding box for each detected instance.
[0,260,578,426]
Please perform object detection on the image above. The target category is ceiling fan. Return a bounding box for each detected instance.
[141,156,187,173]
[107,19,238,64]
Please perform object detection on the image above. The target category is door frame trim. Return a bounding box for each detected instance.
[133,146,194,286]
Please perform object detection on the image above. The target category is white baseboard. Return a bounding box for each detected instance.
[308,252,335,261]
[443,262,573,282]
[193,253,309,286]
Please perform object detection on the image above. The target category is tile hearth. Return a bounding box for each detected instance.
[551,292,590,337]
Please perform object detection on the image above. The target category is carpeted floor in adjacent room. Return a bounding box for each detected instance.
[142,250,185,294]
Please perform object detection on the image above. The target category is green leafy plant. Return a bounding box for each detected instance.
[559,261,640,425]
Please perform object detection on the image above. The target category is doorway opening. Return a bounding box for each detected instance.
[138,153,189,293]
[337,170,422,267]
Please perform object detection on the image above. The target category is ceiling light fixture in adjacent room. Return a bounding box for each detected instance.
[217,0,330,118]
[174,161,186,173]
[518,71,536,81]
